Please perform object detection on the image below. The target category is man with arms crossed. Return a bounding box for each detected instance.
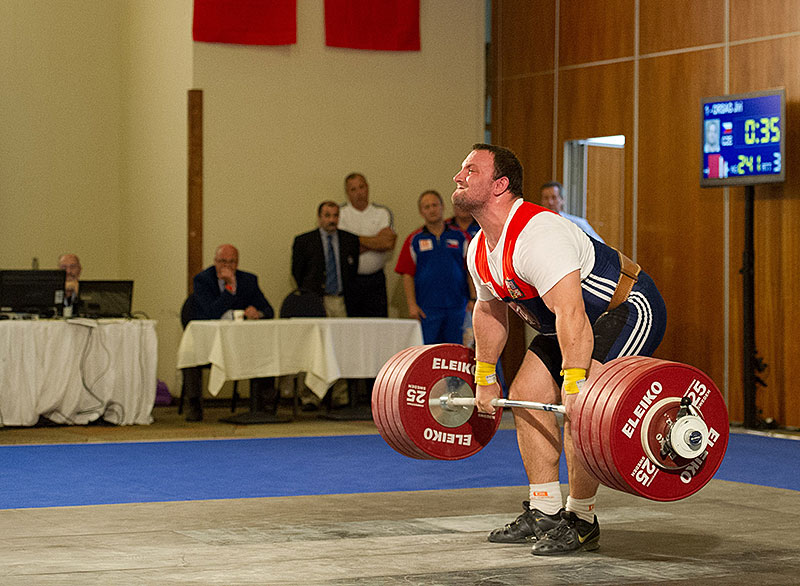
[337,173,396,317]
[453,144,667,555]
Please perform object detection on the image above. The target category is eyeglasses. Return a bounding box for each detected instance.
[214,258,237,266]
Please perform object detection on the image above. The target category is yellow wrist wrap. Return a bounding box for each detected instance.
[561,368,587,395]
[475,360,497,386]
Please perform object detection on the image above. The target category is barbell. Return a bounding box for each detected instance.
[371,344,729,502]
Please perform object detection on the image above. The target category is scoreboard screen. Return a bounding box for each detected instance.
[700,89,785,187]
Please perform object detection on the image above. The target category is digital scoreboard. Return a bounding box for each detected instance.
[700,89,785,187]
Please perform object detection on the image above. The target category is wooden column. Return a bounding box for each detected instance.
[187,89,203,294]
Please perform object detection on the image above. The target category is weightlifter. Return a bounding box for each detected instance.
[452,143,667,555]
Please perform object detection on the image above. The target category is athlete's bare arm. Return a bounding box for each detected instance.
[540,269,594,412]
[473,297,508,414]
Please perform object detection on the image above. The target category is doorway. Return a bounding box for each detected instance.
[562,135,625,250]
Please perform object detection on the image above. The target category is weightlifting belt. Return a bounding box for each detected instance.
[607,250,641,311]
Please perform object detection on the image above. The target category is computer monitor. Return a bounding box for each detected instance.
[0,270,66,316]
[78,280,134,318]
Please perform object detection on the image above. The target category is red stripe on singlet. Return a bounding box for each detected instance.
[474,202,556,300]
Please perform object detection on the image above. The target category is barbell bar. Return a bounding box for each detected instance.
[432,394,566,414]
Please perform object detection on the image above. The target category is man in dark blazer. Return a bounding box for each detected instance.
[192,244,274,320]
[292,201,360,318]
[183,244,275,421]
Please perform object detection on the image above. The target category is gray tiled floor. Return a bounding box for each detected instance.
[1,480,798,585]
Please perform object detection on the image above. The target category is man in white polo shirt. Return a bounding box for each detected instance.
[337,173,397,317]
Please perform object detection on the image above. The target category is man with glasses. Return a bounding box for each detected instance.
[192,244,272,321]
[183,244,274,421]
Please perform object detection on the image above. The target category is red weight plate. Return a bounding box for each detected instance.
[574,357,648,493]
[384,346,431,459]
[373,346,413,453]
[374,348,419,457]
[374,346,428,458]
[378,345,441,459]
[604,360,729,501]
[598,359,681,496]
[389,344,472,460]
[394,344,501,460]
[574,358,644,491]
[572,360,625,490]
[593,359,657,494]
[372,347,414,457]
[374,346,429,458]
[578,357,651,493]
[600,359,687,498]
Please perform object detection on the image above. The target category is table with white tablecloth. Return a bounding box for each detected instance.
[0,318,157,426]
[176,318,423,398]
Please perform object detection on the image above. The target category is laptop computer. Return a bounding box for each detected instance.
[78,280,134,318]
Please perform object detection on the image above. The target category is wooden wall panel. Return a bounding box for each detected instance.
[500,74,555,198]
[557,62,634,146]
[492,1,799,427]
[496,73,555,381]
[586,145,624,249]
[730,36,800,427]
[637,49,726,388]
[730,0,800,41]
[559,0,635,66]
[557,61,634,254]
[496,0,555,77]
[640,0,725,54]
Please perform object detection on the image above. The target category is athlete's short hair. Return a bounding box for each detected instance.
[472,143,524,198]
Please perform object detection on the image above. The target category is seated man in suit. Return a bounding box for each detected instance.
[291,200,360,318]
[183,244,275,421]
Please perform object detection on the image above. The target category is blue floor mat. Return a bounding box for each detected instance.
[0,429,796,509]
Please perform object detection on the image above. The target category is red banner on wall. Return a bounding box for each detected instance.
[193,0,297,46]
[324,0,420,51]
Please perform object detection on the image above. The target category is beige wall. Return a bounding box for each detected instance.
[1,0,486,392]
[193,0,486,322]
[0,0,125,277]
[120,1,193,393]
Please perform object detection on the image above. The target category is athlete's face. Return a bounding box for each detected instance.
[418,193,443,224]
[452,150,497,212]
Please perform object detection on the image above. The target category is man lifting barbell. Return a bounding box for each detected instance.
[452,144,667,555]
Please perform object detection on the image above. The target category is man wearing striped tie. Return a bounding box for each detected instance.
[292,201,360,318]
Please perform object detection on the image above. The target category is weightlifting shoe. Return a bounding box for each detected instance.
[488,502,563,544]
[530,510,600,555]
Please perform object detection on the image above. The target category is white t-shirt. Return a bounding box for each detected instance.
[338,202,394,275]
[467,199,595,302]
